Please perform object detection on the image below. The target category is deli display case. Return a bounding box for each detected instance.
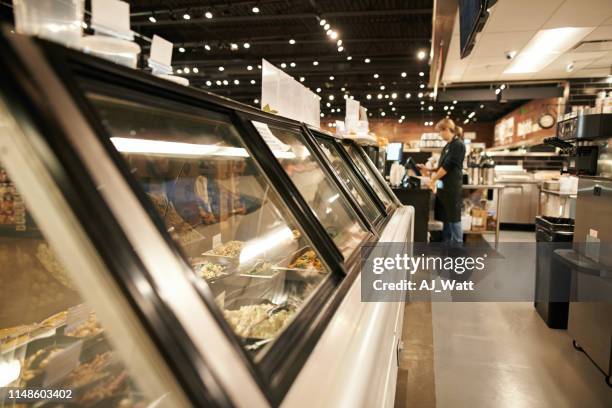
[0,31,413,408]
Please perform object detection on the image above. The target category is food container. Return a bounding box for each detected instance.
[13,0,84,48]
[79,35,141,68]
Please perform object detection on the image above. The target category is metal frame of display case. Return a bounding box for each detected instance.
[341,139,402,207]
[0,31,403,406]
[305,128,392,231]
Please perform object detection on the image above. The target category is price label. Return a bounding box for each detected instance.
[65,304,91,333]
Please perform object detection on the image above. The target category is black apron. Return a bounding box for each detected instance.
[434,138,464,223]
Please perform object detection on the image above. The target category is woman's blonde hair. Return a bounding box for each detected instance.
[434,118,456,134]
[456,126,464,140]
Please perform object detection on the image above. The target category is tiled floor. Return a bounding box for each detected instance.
[395,231,612,408]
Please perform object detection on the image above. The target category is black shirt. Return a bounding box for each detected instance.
[434,137,466,223]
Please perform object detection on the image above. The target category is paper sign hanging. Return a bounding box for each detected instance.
[150,35,173,68]
[91,0,133,40]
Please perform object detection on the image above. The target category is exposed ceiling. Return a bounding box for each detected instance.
[443,0,612,84]
[0,0,533,123]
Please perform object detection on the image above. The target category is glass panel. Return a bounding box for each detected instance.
[252,122,369,258]
[344,143,393,208]
[0,164,160,407]
[315,137,383,223]
[88,95,330,356]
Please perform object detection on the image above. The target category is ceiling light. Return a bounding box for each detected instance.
[391,92,397,99]
[419,72,425,77]
[331,108,336,113]
[384,94,389,99]
[234,79,240,85]
[347,56,352,60]
[453,100,457,104]
[337,40,343,46]
[300,76,305,82]
[428,106,433,111]
[243,43,250,49]
[337,46,344,52]
[218,66,224,71]
[495,88,501,95]
[258,64,262,69]
[405,93,411,99]
[391,107,396,111]
[329,76,335,80]
[251,79,256,84]
[401,115,406,119]
[379,85,385,90]
[176,69,183,74]
[281,63,287,68]
[205,11,213,19]
[183,13,191,20]
[480,104,485,108]
[230,43,238,50]
[419,84,425,89]
[183,67,190,73]
[343,95,348,100]
[417,50,426,60]
[364,58,371,63]
[443,106,448,110]
[223,80,229,85]
[373,74,379,79]
[506,50,518,60]
[320,19,327,26]
[424,122,428,126]
[377,94,383,99]
[324,23,330,30]
[215,80,222,85]
[252,6,260,13]
[401,72,407,78]
[381,112,386,117]
[420,107,424,111]
[254,98,259,104]
[178,47,185,53]
[326,29,332,35]
[464,119,470,124]
[290,62,296,67]
[205,80,212,86]
[366,94,372,100]
[450,106,455,110]
[504,27,594,74]
[418,92,423,98]
[389,101,394,106]
[399,119,403,123]
[321,113,325,117]
[148,16,157,23]
[420,101,425,105]
[566,62,575,72]
[468,111,476,118]
[326,102,331,107]
[247,65,253,71]
[204,44,211,51]
[328,94,335,100]
[500,84,506,90]
[192,67,199,73]
[330,31,338,40]
[313,61,319,66]
[289,39,296,45]
[316,87,321,92]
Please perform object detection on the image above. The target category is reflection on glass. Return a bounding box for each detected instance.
[316,137,382,223]
[0,164,155,406]
[344,143,393,208]
[89,96,330,355]
[252,122,369,258]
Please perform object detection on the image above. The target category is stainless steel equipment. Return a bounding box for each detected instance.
[496,167,539,225]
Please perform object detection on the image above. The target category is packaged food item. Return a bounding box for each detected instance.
[471,208,487,231]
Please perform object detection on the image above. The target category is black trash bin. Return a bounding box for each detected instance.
[534,216,574,329]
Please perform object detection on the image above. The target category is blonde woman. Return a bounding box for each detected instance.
[417,118,466,243]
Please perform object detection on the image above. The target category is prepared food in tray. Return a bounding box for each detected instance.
[208,240,244,257]
[224,303,295,340]
[193,261,227,280]
[65,312,103,338]
[289,249,323,272]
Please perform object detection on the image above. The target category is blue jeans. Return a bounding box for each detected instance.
[442,222,463,244]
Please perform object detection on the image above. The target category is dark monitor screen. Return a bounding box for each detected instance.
[459,0,488,58]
